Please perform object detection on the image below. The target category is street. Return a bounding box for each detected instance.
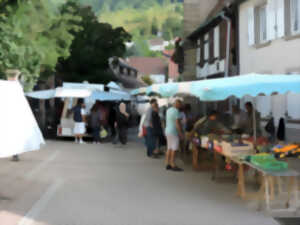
[0,137,279,225]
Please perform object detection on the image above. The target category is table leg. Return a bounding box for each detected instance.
[286,177,294,208]
[192,145,199,170]
[237,164,246,199]
[276,177,282,195]
[212,150,218,180]
[294,177,298,211]
[265,176,271,211]
[269,177,275,201]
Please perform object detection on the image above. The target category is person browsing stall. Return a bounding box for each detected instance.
[244,102,261,136]
[192,110,230,136]
[144,99,159,158]
[165,99,184,172]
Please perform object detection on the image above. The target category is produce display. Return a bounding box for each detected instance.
[272,144,300,158]
[191,131,297,172]
[249,153,288,171]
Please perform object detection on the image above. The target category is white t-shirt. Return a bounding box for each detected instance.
[81,108,86,116]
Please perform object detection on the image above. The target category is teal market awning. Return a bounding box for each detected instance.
[131,74,300,101]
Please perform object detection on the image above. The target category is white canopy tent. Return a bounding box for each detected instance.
[0,80,45,157]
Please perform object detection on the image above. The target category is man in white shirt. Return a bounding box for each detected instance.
[73,99,87,144]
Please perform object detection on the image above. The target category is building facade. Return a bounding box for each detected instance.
[239,0,300,140]
[182,0,239,81]
[127,57,168,84]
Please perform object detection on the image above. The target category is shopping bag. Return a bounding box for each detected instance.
[99,127,108,138]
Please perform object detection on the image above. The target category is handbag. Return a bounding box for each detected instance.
[142,126,147,137]
[99,127,108,138]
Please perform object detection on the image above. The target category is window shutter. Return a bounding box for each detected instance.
[248,7,255,45]
[204,34,209,61]
[214,26,220,59]
[196,39,201,64]
[276,0,285,38]
[267,0,276,40]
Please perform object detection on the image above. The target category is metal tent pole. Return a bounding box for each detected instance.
[253,100,257,146]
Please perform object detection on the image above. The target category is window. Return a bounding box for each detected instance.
[204,34,209,60]
[248,0,285,46]
[290,0,300,34]
[196,39,201,64]
[214,26,220,59]
[258,5,268,42]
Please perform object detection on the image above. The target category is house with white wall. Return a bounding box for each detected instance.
[238,0,300,140]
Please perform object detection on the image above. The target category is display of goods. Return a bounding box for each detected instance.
[272,144,300,158]
[207,141,214,151]
[250,154,288,171]
[201,136,209,148]
[221,141,254,156]
[214,144,223,153]
[244,136,269,145]
[192,137,201,148]
[257,144,272,153]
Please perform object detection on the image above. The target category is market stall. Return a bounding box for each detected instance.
[133,74,300,212]
[0,80,45,157]
[26,82,131,137]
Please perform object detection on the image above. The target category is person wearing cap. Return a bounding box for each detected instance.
[192,110,230,136]
[165,99,184,172]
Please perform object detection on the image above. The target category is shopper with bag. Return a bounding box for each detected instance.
[116,102,129,145]
[143,99,159,158]
[90,101,102,144]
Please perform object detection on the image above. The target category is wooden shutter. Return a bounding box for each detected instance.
[204,34,209,61]
[214,26,220,59]
[199,36,204,67]
[248,7,255,45]
[267,0,276,40]
[209,30,214,63]
[220,21,227,59]
[276,0,285,38]
[196,39,201,64]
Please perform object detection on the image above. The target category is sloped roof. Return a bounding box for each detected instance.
[127,57,167,75]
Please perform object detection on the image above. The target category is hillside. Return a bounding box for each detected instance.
[76,0,183,41]
[78,0,183,12]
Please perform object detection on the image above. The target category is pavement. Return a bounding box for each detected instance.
[0,135,282,225]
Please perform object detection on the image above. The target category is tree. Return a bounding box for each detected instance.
[141,75,153,85]
[151,17,159,35]
[57,5,131,84]
[0,0,81,90]
[162,16,182,41]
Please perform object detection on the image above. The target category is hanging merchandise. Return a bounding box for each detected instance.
[277,118,286,141]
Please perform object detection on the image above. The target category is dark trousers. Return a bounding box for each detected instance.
[92,127,101,143]
[110,124,116,138]
[118,127,128,145]
[145,127,156,157]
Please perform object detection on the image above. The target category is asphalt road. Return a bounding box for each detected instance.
[0,138,280,225]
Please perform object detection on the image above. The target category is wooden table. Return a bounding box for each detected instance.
[243,161,299,213]
[193,143,299,212]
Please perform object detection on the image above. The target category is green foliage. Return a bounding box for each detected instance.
[125,39,162,57]
[141,75,153,85]
[162,16,182,41]
[151,17,159,35]
[165,43,175,50]
[0,0,81,90]
[76,0,183,12]
[99,2,183,41]
[57,4,132,84]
